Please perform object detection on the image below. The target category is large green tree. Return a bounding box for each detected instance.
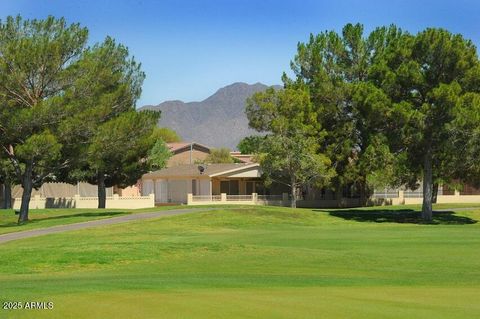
[246,86,334,208]
[59,37,157,209]
[287,24,480,220]
[84,111,159,208]
[0,16,88,222]
[289,24,400,204]
[368,28,480,220]
[0,16,157,219]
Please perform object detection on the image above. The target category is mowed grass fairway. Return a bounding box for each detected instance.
[1,205,480,318]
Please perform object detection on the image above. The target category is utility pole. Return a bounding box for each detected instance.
[190,143,193,164]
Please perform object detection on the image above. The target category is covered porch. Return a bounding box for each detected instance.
[211,178,264,196]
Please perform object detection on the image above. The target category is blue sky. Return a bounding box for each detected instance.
[0,0,479,106]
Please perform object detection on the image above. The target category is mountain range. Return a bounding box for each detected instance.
[139,82,280,149]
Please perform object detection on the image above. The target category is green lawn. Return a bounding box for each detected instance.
[2,203,480,235]
[1,205,480,318]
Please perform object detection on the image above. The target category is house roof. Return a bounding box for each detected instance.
[230,151,255,163]
[166,142,211,154]
[142,163,260,179]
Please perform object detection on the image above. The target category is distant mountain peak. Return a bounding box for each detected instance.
[139,82,279,149]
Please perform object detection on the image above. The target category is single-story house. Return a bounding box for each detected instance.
[141,163,263,204]
[116,142,213,197]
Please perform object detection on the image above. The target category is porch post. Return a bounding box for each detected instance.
[187,193,193,205]
[209,179,213,201]
[454,189,461,199]
[398,190,405,205]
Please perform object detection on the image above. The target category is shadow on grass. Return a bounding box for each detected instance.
[316,209,477,225]
[0,211,127,228]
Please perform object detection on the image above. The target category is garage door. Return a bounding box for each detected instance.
[155,179,168,203]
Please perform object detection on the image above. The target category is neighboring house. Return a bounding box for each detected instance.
[141,163,263,204]
[166,142,256,165]
[167,142,211,166]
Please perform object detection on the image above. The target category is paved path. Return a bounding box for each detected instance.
[0,208,215,245]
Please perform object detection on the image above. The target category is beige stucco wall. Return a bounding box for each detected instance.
[11,194,155,209]
[404,194,480,205]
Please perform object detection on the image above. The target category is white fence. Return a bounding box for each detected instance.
[11,194,155,210]
[188,193,363,208]
[226,195,255,201]
[188,193,289,206]
[371,189,480,205]
[372,189,399,199]
[190,189,480,208]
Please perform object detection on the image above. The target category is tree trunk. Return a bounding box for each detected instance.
[431,183,439,204]
[422,152,433,221]
[98,172,106,209]
[290,176,297,209]
[3,181,12,209]
[18,163,33,223]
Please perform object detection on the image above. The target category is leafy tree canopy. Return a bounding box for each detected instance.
[237,135,264,154]
[148,139,172,170]
[0,15,89,221]
[151,127,182,143]
[247,86,335,208]
[202,148,238,164]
